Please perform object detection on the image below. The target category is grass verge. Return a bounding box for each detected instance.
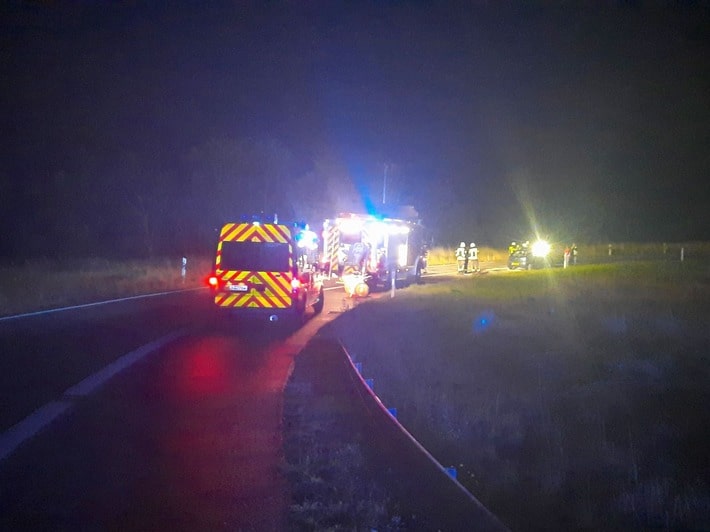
[325,260,710,530]
[282,338,407,530]
[0,256,212,317]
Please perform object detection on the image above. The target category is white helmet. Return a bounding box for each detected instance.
[470,242,476,247]
[459,242,465,247]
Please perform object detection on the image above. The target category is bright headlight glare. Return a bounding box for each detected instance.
[531,240,551,257]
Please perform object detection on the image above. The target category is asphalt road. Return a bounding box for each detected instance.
[0,287,345,531]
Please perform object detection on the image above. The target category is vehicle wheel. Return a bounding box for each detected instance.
[394,271,406,288]
[391,270,403,289]
[313,287,324,314]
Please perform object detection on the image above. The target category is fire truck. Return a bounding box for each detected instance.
[208,219,324,323]
[321,212,429,290]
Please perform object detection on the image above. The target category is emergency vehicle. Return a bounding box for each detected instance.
[208,219,324,323]
[321,213,428,290]
[508,239,553,270]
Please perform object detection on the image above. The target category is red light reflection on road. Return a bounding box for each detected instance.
[176,339,230,397]
[149,333,293,529]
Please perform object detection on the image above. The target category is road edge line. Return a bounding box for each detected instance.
[0,288,206,322]
[63,330,187,397]
[0,330,187,463]
[0,400,73,462]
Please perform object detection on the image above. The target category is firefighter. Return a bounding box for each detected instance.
[455,242,467,274]
[467,242,479,273]
[508,241,517,256]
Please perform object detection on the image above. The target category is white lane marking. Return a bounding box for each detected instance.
[0,287,207,322]
[63,330,186,397]
[0,401,72,461]
[0,330,186,462]
[0,401,71,461]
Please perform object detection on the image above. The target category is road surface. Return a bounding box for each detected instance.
[0,287,345,531]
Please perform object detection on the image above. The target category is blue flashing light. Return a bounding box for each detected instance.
[472,311,496,335]
[295,229,319,250]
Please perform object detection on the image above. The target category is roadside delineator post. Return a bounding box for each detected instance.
[681,247,685,262]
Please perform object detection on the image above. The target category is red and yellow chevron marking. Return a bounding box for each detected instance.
[214,222,296,309]
[214,271,293,309]
[220,222,290,243]
[325,225,340,275]
[215,223,293,269]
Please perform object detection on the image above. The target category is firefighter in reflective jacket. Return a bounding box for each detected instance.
[455,242,467,274]
[467,242,479,273]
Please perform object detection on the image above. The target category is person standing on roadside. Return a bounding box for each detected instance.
[467,242,479,273]
[563,245,571,268]
[571,243,578,265]
[456,242,467,274]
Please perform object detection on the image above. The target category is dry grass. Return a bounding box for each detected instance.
[0,256,213,317]
[282,344,407,531]
[284,416,404,531]
[326,259,710,530]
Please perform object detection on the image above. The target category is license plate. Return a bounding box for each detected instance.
[227,284,248,292]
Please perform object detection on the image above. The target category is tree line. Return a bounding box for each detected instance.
[1,137,371,262]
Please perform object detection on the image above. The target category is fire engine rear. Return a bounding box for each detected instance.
[208,220,324,323]
[322,213,428,290]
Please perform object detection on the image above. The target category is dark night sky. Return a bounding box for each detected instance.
[1,1,709,259]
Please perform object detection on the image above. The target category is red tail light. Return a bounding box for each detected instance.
[208,275,219,288]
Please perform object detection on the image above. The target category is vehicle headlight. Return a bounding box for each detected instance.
[531,240,551,258]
